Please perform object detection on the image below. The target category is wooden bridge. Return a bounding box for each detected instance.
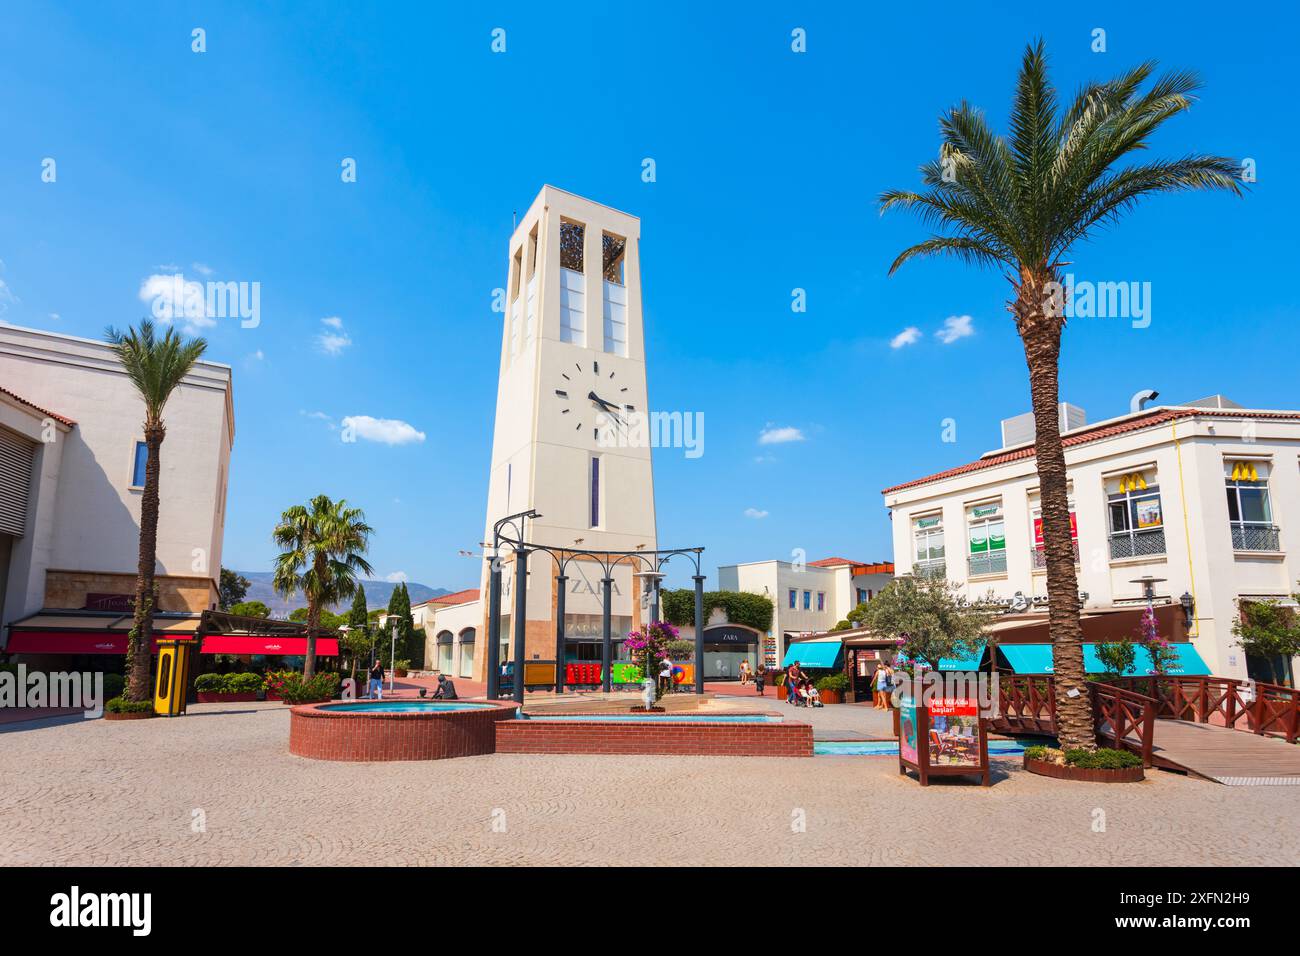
[992,674,1300,785]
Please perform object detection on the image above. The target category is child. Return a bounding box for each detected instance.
[807,683,824,708]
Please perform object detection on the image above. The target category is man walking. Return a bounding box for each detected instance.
[368,656,385,700]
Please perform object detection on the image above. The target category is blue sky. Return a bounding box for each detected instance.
[1,1,1296,593]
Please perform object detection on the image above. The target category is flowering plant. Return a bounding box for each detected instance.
[1136,606,1178,675]
[623,620,678,702]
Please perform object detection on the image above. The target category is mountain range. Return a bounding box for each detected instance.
[233,571,453,616]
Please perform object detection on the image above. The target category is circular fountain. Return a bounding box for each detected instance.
[289,699,519,762]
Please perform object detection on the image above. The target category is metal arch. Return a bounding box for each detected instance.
[485,509,707,700]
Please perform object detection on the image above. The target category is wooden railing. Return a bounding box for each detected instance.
[1109,675,1300,744]
[994,674,1157,767]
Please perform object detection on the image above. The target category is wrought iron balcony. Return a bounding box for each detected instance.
[1031,540,1080,569]
[1108,527,1166,561]
[913,558,946,580]
[967,550,1008,577]
[1231,523,1281,552]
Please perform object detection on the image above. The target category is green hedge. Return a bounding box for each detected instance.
[661,589,774,632]
[106,697,153,714]
[1064,747,1142,770]
[195,672,265,694]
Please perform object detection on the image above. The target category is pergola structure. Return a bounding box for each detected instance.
[486,510,707,703]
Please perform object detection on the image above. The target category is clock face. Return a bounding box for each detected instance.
[552,358,634,442]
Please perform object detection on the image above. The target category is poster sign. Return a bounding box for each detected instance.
[1135,497,1162,528]
[897,685,990,786]
[1033,512,1078,544]
[926,696,981,767]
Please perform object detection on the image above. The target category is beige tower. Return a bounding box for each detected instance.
[476,187,658,680]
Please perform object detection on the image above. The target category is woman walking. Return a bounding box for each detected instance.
[739,660,752,686]
[754,664,766,696]
[873,663,892,710]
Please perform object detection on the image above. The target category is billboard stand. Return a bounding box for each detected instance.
[897,682,991,787]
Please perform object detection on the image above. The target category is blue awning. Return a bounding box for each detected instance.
[937,649,984,671]
[999,643,1212,676]
[782,641,843,669]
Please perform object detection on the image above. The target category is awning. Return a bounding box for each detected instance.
[1000,642,1211,676]
[200,635,338,656]
[5,631,163,655]
[782,641,843,669]
[937,649,985,671]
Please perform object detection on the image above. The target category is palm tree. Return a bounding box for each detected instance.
[880,41,1243,749]
[105,320,209,701]
[272,495,374,678]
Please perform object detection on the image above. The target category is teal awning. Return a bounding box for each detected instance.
[782,641,843,669]
[937,649,984,671]
[1000,643,1211,676]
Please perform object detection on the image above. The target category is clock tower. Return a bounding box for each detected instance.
[477,186,658,680]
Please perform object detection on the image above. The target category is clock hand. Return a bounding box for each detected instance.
[587,390,619,412]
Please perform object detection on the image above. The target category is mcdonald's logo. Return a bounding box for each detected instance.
[1229,461,1259,482]
[1117,472,1148,493]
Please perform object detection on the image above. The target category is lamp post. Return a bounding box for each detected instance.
[388,617,399,696]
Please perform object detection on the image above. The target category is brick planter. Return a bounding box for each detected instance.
[1023,755,1144,783]
[197,692,260,704]
[289,700,518,761]
[496,712,813,757]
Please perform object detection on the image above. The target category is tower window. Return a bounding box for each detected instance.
[602,233,626,284]
[560,220,584,272]
[590,456,601,528]
[602,232,628,357]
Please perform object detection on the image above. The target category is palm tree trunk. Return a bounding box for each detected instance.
[127,424,164,701]
[1018,283,1095,751]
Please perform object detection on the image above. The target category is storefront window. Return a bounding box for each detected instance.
[966,501,1006,576]
[1107,471,1165,559]
[1225,461,1279,551]
[912,514,945,578]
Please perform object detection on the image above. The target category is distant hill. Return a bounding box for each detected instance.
[234,571,453,616]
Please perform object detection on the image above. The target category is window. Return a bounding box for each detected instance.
[966,501,1007,576]
[590,456,601,528]
[602,233,628,356]
[802,590,811,610]
[788,589,796,610]
[912,514,945,577]
[524,229,538,347]
[509,248,523,357]
[1225,461,1279,551]
[131,441,148,488]
[560,219,584,272]
[1107,471,1165,559]
[816,592,825,612]
[1031,492,1080,568]
[560,220,586,346]
[856,588,867,605]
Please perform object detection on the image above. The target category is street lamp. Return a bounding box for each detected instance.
[388,616,399,695]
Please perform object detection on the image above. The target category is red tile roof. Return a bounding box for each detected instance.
[882,407,1300,495]
[424,588,480,607]
[808,557,860,568]
[0,386,76,427]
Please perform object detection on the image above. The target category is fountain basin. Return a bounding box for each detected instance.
[289,699,518,761]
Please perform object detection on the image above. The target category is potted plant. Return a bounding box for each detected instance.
[814,672,849,704]
[393,659,411,679]
[103,696,155,721]
[264,670,294,701]
[624,620,678,711]
[195,672,264,703]
[1023,745,1145,783]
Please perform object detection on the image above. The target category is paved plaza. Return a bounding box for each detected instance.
[5,700,1298,866]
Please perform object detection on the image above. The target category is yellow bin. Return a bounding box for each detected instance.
[154,638,198,716]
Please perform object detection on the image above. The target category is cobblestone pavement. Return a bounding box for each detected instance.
[2,702,1297,866]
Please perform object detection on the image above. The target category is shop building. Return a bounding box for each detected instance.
[0,325,234,663]
[881,397,1300,683]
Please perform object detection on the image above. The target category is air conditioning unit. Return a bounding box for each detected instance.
[1000,403,1086,448]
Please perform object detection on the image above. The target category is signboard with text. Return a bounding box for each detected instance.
[897,687,990,787]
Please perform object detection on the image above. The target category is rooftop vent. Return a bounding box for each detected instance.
[1182,395,1242,410]
[1000,403,1087,448]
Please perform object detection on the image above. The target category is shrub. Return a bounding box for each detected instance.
[665,640,694,661]
[195,673,224,692]
[815,673,849,693]
[227,672,265,693]
[276,672,340,704]
[1064,747,1142,770]
[1023,745,1053,761]
[106,697,153,714]
[101,673,125,699]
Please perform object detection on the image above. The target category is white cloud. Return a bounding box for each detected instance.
[758,425,805,445]
[890,326,922,349]
[385,571,408,583]
[341,415,426,445]
[48,312,60,321]
[743,507,769,519]
[138,273,215,334]
[316,316,351,355]
[191,262,214,276]
[249,349,264,361]
[936,314,975,344]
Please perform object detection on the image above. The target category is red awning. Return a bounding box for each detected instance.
[5,631,165,655]
[200,635,339,656]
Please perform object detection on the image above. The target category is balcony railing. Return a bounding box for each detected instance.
[1109,527,1166,560]
[967,550,1007,577]
[1031,540,1080,570]
[1232,523,1282,552]
[913,558,946,580]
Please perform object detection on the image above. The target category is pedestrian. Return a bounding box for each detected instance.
[874,663,891,710]
[368,656,385,700]
[754,664,766,696]
[739,660,752,685]
[658,655,674,697]
[786,662,801,705]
